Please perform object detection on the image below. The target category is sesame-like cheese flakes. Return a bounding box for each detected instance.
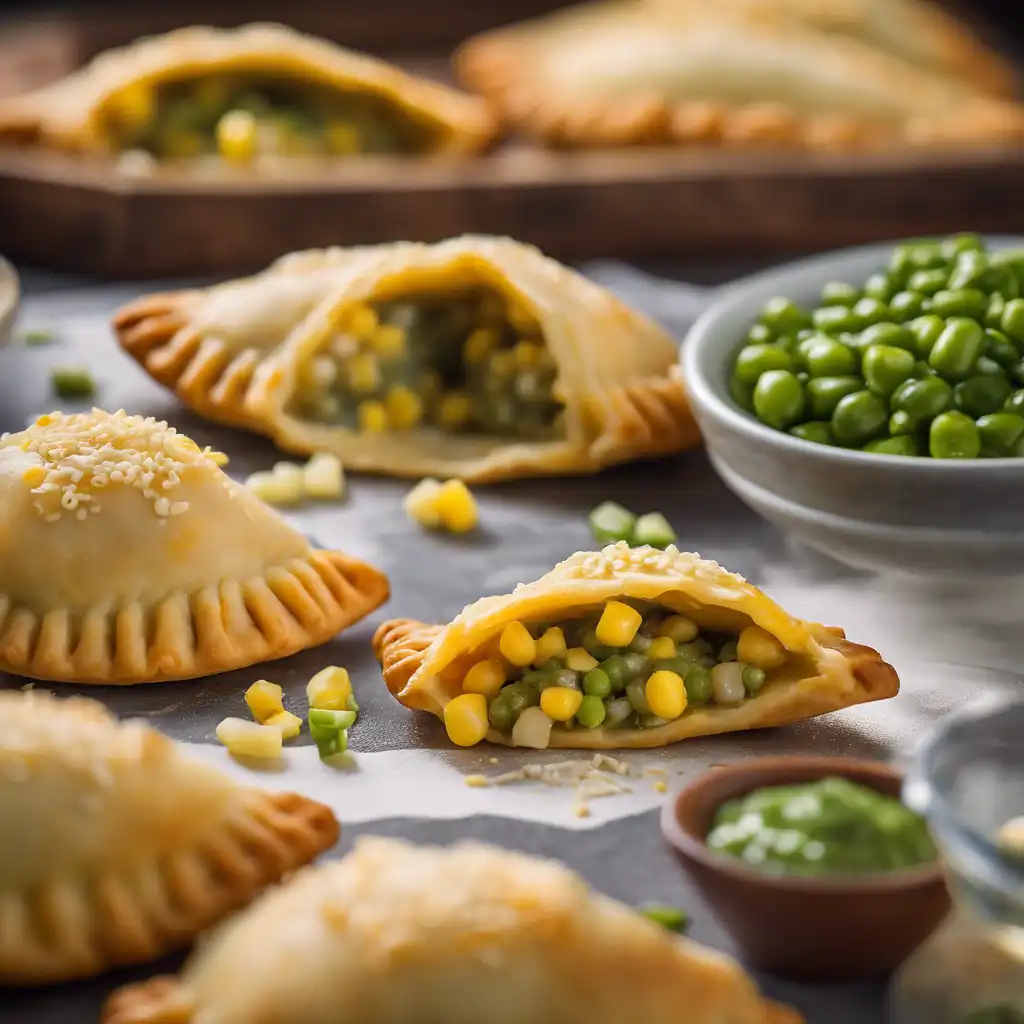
[560,542,747,586]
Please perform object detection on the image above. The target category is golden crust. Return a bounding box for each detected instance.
[0,22,495,155]
[0,692,339,985]
[102,837,802,1024]
[454,1,1024,150]
[373,542,899,749]
[115,235,700,483]
[0,409,389,684]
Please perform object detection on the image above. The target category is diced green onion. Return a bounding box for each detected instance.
[21,328,56,346]
[313,728,349,759]
[638,904,691,932]
[589,501,636,544]
[51,366,96,398]
[308,708,356,731]
[633,512,677,549]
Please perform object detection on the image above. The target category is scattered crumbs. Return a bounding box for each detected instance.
[644,767,667,776]
[464,774,489,788]
[574,803,591,818]
[20,683,34,691]
[488,757,499,764]
[653,781,668,794]
[21,328,56,346]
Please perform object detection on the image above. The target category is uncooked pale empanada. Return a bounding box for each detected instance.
[0,408,388,683]
[102,836,803,1024]
[0,23,494,164]
[0,691,339,985]
[374,542,898,750]
[115,235,700,483]
[454,1,1024,150]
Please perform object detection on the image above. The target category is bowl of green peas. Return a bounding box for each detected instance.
[682,234,1024,577]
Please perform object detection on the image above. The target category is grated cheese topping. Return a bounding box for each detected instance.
[559,542,747,587]
[2,409,228,523]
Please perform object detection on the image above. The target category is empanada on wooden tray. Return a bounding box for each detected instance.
[0,691,339,984]
[375,543,899,750]
[115,235,700,483]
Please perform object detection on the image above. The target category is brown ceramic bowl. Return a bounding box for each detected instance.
[661,755,951,982]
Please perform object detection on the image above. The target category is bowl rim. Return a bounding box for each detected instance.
[660,754,946,894]
[0,254,19,348]
[682,235,1024,473]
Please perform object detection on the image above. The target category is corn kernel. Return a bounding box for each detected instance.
[357,400,387,433]
[434,479,478,533]
[595,601,643,648]
[462,659,507,698]
[385,385,424,430]
[272,461,306,488]
[645,670,687,720]
[565,647,599,672]
[508,300,536,333]
[535,626,567,663]
[265,709,303,739]
[437,392,474,431]
[326,120,361,154]
[245,680,285,723]
[464,328,500,363]
[109,84,155,131]
[21,466,45,489]
[540,686,584,722]
[444,693,490,747]
[347,353,381,393]
[245,470,304,506]
[306,666,353,710]
[346,305,379,340]
[499,621,537,667]
[303,453,345,500]
[648,637,677,660]
[216,717,283,759]
[216,109,257,163]
[737,626,788,670]
[657,615,700,643]
[488,350,517,378]
[404,478,443,528]
[371,324,406,359]
[300,355,337,391]
[513,340,545,368]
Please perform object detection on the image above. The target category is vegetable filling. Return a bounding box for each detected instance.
[289,287,563,439]
[444,600,790,747]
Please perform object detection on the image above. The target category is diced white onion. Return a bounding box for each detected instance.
[712,662,746,705]
[511,706,553,750]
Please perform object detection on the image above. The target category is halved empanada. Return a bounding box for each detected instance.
[115,235,700,483]
[102,836,803,1024]
[374,542,898,750]
[0,22,495,163]
[0,690,339,985]
[0,408,389,683]
[454,1,1024,150]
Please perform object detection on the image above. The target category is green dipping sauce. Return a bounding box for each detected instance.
[706,775,938,878]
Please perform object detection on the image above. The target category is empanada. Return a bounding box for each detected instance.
[0,408,389,684]
[0,690,339,985]
[374,542,898,749]
[102,836,803,1024]
[454,1,1024,150]
[115,235,700,483]
[0,23,494,165]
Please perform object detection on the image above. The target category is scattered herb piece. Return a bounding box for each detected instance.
[638,904,691,933]
[588,502,677,548]
[51,366,96,398]
[21,328,56,346]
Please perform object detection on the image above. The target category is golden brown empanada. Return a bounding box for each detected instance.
[102,836,803,1024]
[115,235,700,483]
[454,1,1024,150]
[0,408,389,684]
[374,542,898,750]
[0,23,494,164]
[0,690,339,985]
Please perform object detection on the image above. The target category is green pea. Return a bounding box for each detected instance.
[626,679,651,714]
[798,336,857,377]
[741,665,766,694]
[820,281,859,307]
[984,328,1019,371]
[1006,389,1024,415]
[599,655,630,693]
[908,268,948,295]
[894,376,952,425]
[991,248,1024,292]
[812,305,862,334]
[730,377,754,411]
[747,323,775,345]
[761,297,812,334]
[855,322,916,353]
[1002,298,1024,344]
[583,668,612,699]
[807,375,864,419]
[947,251,989,291]
[954,374,1012,417]
[928,318,985,377]
[889,410,914,436]
[488,694,517,732]
[986,293,1007,330]
[863,273,895,302]
[576,694,607,729]
[863,436,918,457]
[888,290,926,321]
[908,315,945,358]
[753,370,805,430]
[683,665,713,705]
[929,410,981,459]
[929,288,988,321]
[975,355,1005,377]
[863,344,915,396]
[981,264,1020,300]
[941,233,984,259]
[789,421,834,446]
[977,412,1024,456]
[852,297,889,326]
[831,390,888,446]
[733,344,793,386]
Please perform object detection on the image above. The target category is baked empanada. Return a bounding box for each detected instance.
[0,690,339,985]
[0,23,494,165]
[102,836,803,1024]
[374,542,898,750]
[454,1,1024,150]
[0,408,389,684]
[115,235,700,483]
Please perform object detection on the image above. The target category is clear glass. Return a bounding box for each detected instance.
[890,697,1024,1024]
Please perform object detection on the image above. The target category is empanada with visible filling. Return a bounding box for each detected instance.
[454,1,1024,150]
[0,690,339,985]
[374,542,899,750]
[115,235,700,483]
[0,23,495,165]
[102,836,804,1024]
[0,408,389,684]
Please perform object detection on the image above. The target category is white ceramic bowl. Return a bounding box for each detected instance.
[682,238,1024,578]
[0,256,19,348]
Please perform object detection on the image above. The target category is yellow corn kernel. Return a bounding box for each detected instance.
[462,659,506,698]
[645,670,687,720]
[326,119,361,154]
[273,461,307,488]
[21,466,45,489]
[508,300,536,334]
[488,350,517,379]
[513,341,545,368]
[464,327,500,363]
[216,717,283,759]
[385,385,424,430]
[595,601,643,648]
[444,693,490,747]
[347,353,381,393]
[648,637,677,661]
[245,680,285,723]
[434,479,478,533]
[357,400,387,433]
[306,666,353,710]
[437,392,474,431]
[657,615,700,643]
[404,478,443,528]
[266,709,303,739]
[109,84,154,131]
[245,470,304,506]
[565,647,599,672]
[737,626,788,670]
[540,686,583,722]
[371,324,406,359]
[346,305,379,340]
[206,450,229,467]
[303,453,345,500]
[499,621,537,667]
[535,626,567,663]
[216,110,257,163]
